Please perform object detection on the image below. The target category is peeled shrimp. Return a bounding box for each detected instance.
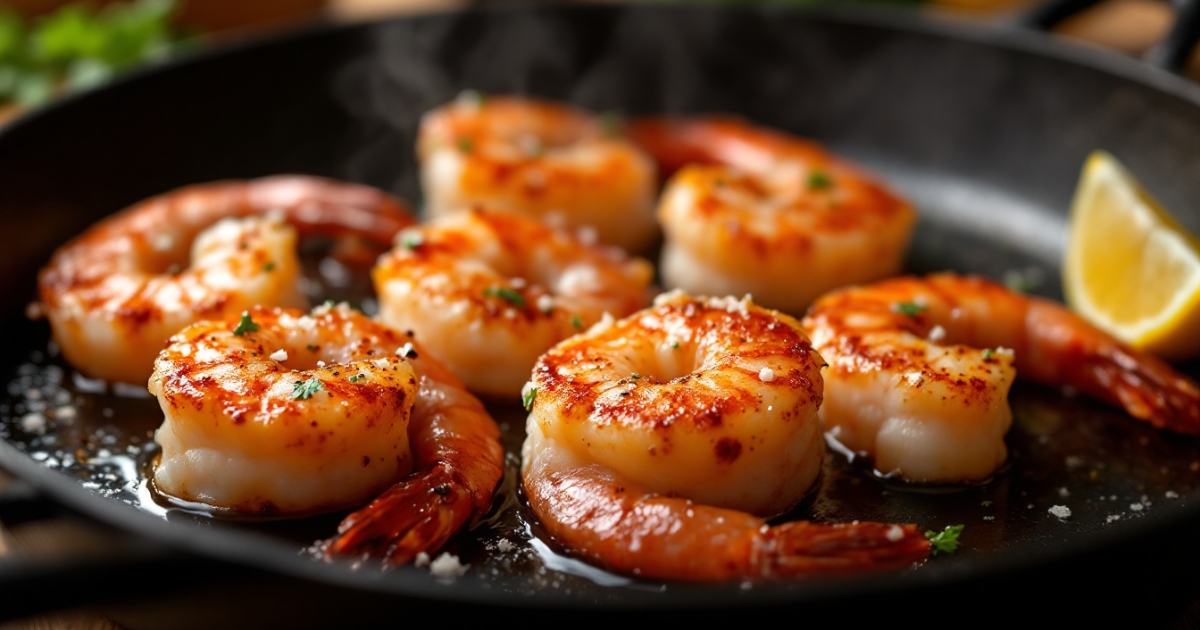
[521,291,930,581]
[38,176,414,384]
[802,273,1200,483]
[627,116,915,314]
[372,209,653,398]
[418,94,659,252]
[151,304,504,566]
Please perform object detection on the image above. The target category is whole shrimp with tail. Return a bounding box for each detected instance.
[522,292,930,581]
[803,273,1200,483]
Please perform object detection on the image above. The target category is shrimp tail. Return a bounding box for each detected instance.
[1088,347,1200,435]
[756,521,931,578]
[321,465,477,567]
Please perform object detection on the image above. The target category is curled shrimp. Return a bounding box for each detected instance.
[627,116,915,314]
[418,94,659,252]
[521,291,930,581]
[373,209,653,398]
[802,273,1200,483]
[38,176,414,385]
[150,304,504,567]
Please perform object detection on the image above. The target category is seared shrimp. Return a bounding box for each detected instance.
[151,305,504,567]
[521,291,930,581]
[802,273,1200,484]
[627,116,916,314]
[38,176,414,385]
[418,94,659,252]
[373,209,653,398]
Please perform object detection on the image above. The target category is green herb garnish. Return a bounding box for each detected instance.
[671,341,680,350]
[232,312,259,336]
[400,230,424,249]
[522,384,537,411]
[263,261,275,272]
[925,524,965,556]
[807,169,833,190]
[457,138,473,153]
[306,344,318,352]
[292,378,323,400]
[982,348,995,359]
[348,373,364,383]
[891,301,927,318]
[571,316,583,330]
[484,286,525,308]
[981,500,993,507]
[598,111,620,137]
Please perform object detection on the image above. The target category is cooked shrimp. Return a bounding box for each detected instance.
[38,176,414,385]
[802,273,1200,484]
[627,116,916,314]
[151,304,504,567]
[418,93,659,253]
[521,291,930,581]
[372,208,653,398]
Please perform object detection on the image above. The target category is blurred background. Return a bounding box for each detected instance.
[0,0,1198,127]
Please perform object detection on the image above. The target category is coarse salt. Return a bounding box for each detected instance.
[270,349,288,362]
[758,367,775,383]
[428,552,466,578]
[536,295,554,313]
[928,325,946,342]
[1048,505,1071,519]
[885,525,904,542]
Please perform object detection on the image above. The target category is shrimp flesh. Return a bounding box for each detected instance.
[627,116,916,314]
[150,304,504,567]
[802,273,1200,483]
[418,93,659,253]
[38,176,414,384]
[373,208,653,398]
[521,291,930,581]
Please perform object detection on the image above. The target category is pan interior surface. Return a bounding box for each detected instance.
[0,2,1197,615]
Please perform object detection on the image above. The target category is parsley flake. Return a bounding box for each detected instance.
[671,341,680,350]
[598,111,620,137]
[925,524,965,556]
[891,301,927,318]
[807,169,833,190]
[521,383,537,411]
[457,138,473,153]
[232,312,260,336]
[484,286,525,308]
[306,345,318,352]
[400,230,425,250]
[571,316,583,330]
[292,378,324,400]
[982,348,995,359]
[349,374,364,383]
[981,500,994,507]
[263,261,275,272]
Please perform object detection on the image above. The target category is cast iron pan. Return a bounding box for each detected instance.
[1,1,1199,624]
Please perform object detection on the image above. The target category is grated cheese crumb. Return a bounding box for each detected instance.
[758,367,775,383]
[1048,505,1072,519]
[428,552,466,578]
[270,349,288,362]
[297,316,317,330]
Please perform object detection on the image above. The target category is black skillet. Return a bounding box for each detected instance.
[1,1,1199,625]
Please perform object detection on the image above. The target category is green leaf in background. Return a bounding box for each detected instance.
[0,0,194,108]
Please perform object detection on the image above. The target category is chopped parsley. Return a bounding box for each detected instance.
[263,261,275,272]
[981,500,994,507]
[483,286,525,308]
[598,111,620,137]
[925,524,965,556]
[571,315,583,330]
[348,373,364,383]
[891,301,927,318]
[982,348,995,359]
[521,384,537,411]
[232,312,259,336]
[306,344,318,352]
[459,89,485,108]
[457,138,473,153]
[400,230,425,250]
[671,341,680,350]
[292,378,324,400]
[807,169,833,190]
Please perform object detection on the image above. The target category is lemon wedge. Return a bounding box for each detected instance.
[1063,150,1200,361]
